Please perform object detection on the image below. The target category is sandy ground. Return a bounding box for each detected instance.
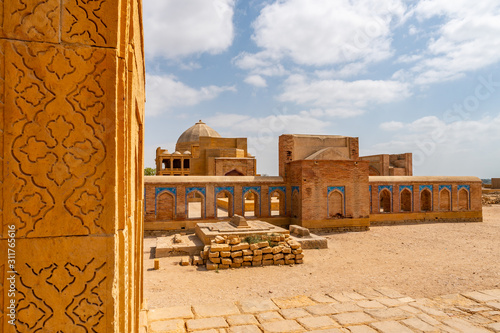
[143,205,500,309]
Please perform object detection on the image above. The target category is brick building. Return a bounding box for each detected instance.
[146,125,482,232]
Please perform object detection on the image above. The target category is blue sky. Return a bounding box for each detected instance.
[143,0,500,178]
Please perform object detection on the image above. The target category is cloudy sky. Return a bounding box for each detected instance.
[143,0,500,178]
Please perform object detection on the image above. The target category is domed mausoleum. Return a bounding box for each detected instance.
[155,120,256,176]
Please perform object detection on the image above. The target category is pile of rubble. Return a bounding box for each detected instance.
[192,234,304,270]
[482,192,500,205]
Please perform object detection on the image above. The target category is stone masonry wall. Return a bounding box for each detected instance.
[0,0,145,331]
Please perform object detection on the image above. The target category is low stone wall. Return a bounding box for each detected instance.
[195,234,303,270]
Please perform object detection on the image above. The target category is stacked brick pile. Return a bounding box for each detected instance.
[195,234,304,270]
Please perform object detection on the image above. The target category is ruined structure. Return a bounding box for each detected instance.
[156,120,256,176]
[146,126,482,232]
[0,0,145,331]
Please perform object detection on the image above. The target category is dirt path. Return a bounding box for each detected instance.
[143,206,500,309]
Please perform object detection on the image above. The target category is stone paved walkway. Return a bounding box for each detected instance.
[141,287,500,332]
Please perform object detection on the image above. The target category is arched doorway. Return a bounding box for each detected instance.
[216,190,233,218]
[156,191,175,220]
[458,188,469,211]
[243,190,259,217]
[439,188,451,211]
[186,190,205,219]
[379,189,391,213]
[400,189,412,212]
[420,189,432,211]
[270,190,285,216]
[225,169,244,176]
[328,190,344,217]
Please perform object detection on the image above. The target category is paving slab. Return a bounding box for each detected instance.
[239,299,279,313]
[226,314,259,326]
[462,291,499,303]
[280,307,312,320]
[345,325,378,333]
[364,307,410,320]
[402,317,440,332]
[193,302,240,317]
[305,304,339,316]
[256,311,284,323]
[309,293,338,303]
[186,317,229,331]
[261,319,305,332]
[374,287,406,299]
[297,316,339,330]
[370,320,414,333]
[272,295,317,309]
[149,306,194,321]
[332,312,374,326]
[150,319,186,333]
[442,317,492,333]
[228,325,262,333]
[356,300,386,309]
[487,322,500,332]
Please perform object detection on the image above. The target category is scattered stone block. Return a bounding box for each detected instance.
[290,225,311,237]
[154,259,160,270]
[180,256,191,266]
[192,256,204,265]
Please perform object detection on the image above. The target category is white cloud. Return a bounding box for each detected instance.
[371,114,500,176]
[278,74,411,118]
[380,121,405,131]
[145,74,236,116]
[233,0,406,77]
[244,75,267,87]
[407,0,500,84]
[144,0,235,59]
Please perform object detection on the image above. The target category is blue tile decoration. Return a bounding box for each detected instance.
[186,187,205,196]
[328,186,345,195]
[399,185,413,192]
[155,187,177,215]
[458,185,470,192]
[243,186,261,195]
[215,186,234,195]
[378,185,393,193]
[269,186,286,215]
[186,187,206,219]
[419,185,433,192]
[292,186,300,194]
[439,185,452,192]
[269,186,286,195]
[215,186,234,218]
[242,186,261,216]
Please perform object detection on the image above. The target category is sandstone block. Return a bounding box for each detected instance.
[215,235,225,244]
[210,257,221,264]
[207,263,218,270]
[261,320,304,333]
[154,259,160,270]
[296,259,303,264]
[250,243,259,251]
[186,317,228,331]
[253,255,263,262]
[263,260,273,266]
[285,259,295,265]
[297,315,338,330]
[282,247,292,254]
[229,237,241,245]
[257,241,269,248]
[200,250,207,259]
[193,303,240,318]
[232,243,250,251]
[242,262,252,266]
[231,251,243,258]
[231,263,241,268]
[209,251,220,258]
[252,261,262,266]
[221,258,232,265]
[285,254,295,260]
[180,256,191,266]
[149,319,184,333]
[243,249,253,256]
[292,249,303,254]
[221,251,231,258]
[262,246,273,254]
[219,264,229,269]
[253,249,262,256]
[274,259,285,265]
[272,246,283,254]
[273,253,284,260]
[193,256,204,265]
[233,257,243,264]
[243,256,253,261]
[295,254,304,260]
[263,254,274,260]
[226,314,259,326]
[211,244,230,252]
